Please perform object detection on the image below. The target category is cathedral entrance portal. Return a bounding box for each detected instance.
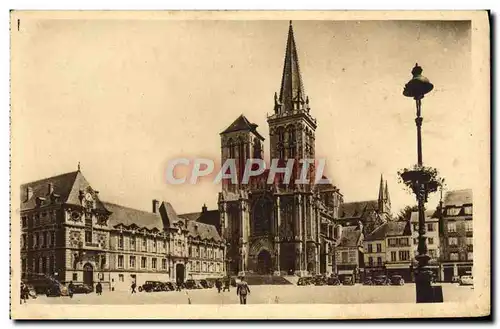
[256,250,272,274]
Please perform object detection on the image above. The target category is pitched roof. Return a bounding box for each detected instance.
[339,200,378,219]
[365,221,411,241]
[443,189,473,207]
[337,225,362,247]
[179,209,220,230]
[410,210,439,223]
[220,114,264,140]
[103,202,163,231]
[20,170,107,212]
[185,220,222,242]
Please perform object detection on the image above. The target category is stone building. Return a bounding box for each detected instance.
[20,169,225,291]
[335,225,364,282]
[439,189,473,281]
[217,21,342,277]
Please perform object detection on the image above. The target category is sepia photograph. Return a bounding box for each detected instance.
[9,10,490,319]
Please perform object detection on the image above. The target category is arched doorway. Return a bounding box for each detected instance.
[176,263,185,284]
[83,263,93,287]
[257,250,272,274]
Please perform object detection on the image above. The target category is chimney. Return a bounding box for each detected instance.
[202,203,207,213]
[48,183,54,195]
[26,187,33,201]
[152,199,160,213]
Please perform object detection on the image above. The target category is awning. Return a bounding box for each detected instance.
[337,270,354,275]
[385,263,411,269]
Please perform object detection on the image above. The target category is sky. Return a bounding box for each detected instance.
[12,19,472,215]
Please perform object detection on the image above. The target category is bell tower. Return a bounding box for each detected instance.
[267,21,317,189]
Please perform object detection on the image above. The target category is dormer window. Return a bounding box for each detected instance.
[464,206,473,215]
[447,207,461,216]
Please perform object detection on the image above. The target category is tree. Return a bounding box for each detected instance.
[396,205,419,221]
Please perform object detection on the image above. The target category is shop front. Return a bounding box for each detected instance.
[385,262,412,282]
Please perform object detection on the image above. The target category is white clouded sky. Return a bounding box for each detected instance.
[13,19,472,215]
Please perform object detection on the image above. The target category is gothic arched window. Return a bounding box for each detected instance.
[251,197,273,236]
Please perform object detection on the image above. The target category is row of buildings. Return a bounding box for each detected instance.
[335,188,473,282]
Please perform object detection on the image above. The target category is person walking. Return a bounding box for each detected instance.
[96,282,103,296]
[20,282,27,304]
[223,276,231,292]
[68,281,75,298]
[215,278,222,293]
[131,282,137,294]
[236,276,250,305]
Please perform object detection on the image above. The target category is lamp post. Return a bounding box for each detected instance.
[402,63,442,303]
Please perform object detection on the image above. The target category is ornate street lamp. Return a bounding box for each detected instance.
[401,64,442,303]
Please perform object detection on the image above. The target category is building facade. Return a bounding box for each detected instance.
[335,225,364,282]
[439,189,473,281]
[20,169,225,291]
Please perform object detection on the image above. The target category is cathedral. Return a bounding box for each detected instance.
[216,22,392,277]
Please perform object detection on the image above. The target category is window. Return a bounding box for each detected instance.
[153,240,157,252]
[450,253,459,261]
[448,237,458,246]
[377,257,382,266]
[367,244,373,253]
[119,274,124,282]
[189,246,192,257]
[152,258,157,269]
[21,235,26,249]
[341,251,348,263]
[399,250,410,261]
[22,216,27,228]
[46,232,51,246]
[40,233,44,247]
[447,222,456,233]
[162,259,167,270]
[391,251,397,262]
[428,237,434,245]
[465,221,473,232]
[429,249,436,259]
[117,255,124,268]
[141,257,147,268]
[130,237,136,251]
[376,243,382,252]
[467,252,473,260]
[427,223,434,232]
[368,257,373,266]
[464,206,472,215]
[129,256,136,268]
[466,237,473,246]
[33,234,37,248]
[413,223,418,231]
[196,261,200,272]
[413,238,418,245]
[85,230,92,243]
[51,231,56,246]
[73,273,78,281]
[118,235,124,249]
[447,208,460,216]
[142,238,147,251]
[158,240,163,251]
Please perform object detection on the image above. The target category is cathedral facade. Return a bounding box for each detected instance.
[217,22,344,277]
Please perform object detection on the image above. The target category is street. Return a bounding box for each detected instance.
[25,283,474,305]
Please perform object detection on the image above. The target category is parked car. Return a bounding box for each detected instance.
[72,283,93,294]
[164,282,176,291]
[138,281,163,292]
[199,279,210,289]
[363,277,373,285]
[452,276,460,283]
[297,277,313,286]
[46,283,69,297]
[230,277,237,287]
[459,275,473,286]
[372,275,390,285]
[185,279,199,289]
[314,275,327,286]
[342,276,355,286]
[390,275,405,286]
[327,276,341,286]
[25,274,62,295]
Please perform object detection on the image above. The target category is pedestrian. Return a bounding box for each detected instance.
[223,276,230,292]
[215,278,222,293]
[96,282,103,296]
[20,282,27,304]
[131,282,137,294]
[68,281,75,298]
[236,276,250,305]
[176,280,182,292]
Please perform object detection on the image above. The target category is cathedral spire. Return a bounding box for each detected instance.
[378,174,384,202]
[277,20,307,113]
[384,180,391,204]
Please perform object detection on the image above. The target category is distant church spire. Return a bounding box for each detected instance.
[378,174,385,201]
[384,180,391,205]
[277,20,307,113]
[77,161,81,172]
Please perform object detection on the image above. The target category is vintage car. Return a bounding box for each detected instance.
[46,283,69,297]
[26,274,63,295]
[200,279,211,289]
[72,283,93,294]
[185,279,200,289]
[390,275,405,286]
[372,275,390,285]
[342,276,355,286]
[297,277,313,286]
[313,275,328,286]
[363,277,373,285]
[138,281,163,292]
[459,275,473,286]
[327,276,341,286]
[164,282,176,291]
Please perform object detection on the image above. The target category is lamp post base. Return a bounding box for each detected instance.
[415,267,443,303]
